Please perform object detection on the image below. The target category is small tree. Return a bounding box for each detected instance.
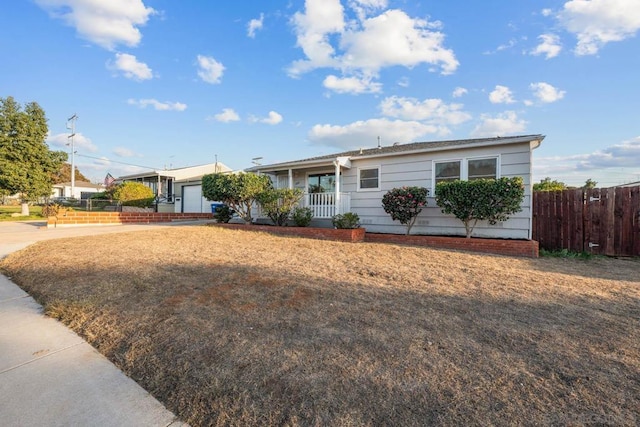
[435,177,525,238]
[256,188,303,226]
[201,172,272,224]
[382,186,429,235]
[533,177,567,192]
[112,182,155,207]
[583,178,597,189]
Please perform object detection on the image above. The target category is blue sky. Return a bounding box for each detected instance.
[2,0,639,186]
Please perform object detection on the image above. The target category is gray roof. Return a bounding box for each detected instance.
[248,134,545,172]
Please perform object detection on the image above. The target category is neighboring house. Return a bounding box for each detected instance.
[52,181,104,200]
[247,134,545,239]
[117,162,232,213]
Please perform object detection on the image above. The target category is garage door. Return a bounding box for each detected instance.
[182,185,203,213]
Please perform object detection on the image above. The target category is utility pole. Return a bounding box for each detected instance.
[66,114,78,199]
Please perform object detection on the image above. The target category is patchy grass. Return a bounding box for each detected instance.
[539,248,596,259]
[1,226,639,426]
[0,205,44,221]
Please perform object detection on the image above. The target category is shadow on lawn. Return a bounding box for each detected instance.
[5,256,639,427]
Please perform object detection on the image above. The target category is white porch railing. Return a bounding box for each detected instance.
[302,192,351,218]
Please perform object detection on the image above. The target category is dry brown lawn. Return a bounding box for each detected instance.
[1,226,639,426]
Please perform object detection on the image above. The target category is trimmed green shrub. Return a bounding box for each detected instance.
[214,205,234,223]
[256,188,303,226]
[332,212,360,229]
[435,177,525,238]
[111,182,155,207]
[382,186,429,235]
[292,207,313,227]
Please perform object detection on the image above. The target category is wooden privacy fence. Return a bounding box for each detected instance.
[533,186,640,256]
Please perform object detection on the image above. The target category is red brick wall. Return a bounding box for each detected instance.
[213,223,366,243]
[48,214,537,257]
[48,211,214,227]
[365,233,539,258]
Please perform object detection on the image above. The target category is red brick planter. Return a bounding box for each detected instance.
[211,223,366,243]
[46,212,537,257]
[365,233,538,258]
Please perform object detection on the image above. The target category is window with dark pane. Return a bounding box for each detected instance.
[435,161,461,185]
[468,158,497,180]
[359,168,379,189]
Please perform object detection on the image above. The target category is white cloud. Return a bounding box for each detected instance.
[289,1,458,93]
[576,136,640,169]
[339,10,458,74]
[250,111,283,125]
[379,96,472,128]
[112,147,143,158]
[397,76,410,87]
[530,34,562,59]
[534,137,640,185]
[211,108,240,123]
[471,111,527,137]
[289,0,345,76]
[109,53,153,80]
[557,0,640,55]
[541,8,553,17]
[530,82,566,103]
[247,13,264,38]
[323,75,382,94]
[36,0,155,50]
[452,87,468,98]
[489,85,516,104]
[483,38,518,55]
[127,98,187,111]
[348,0,388,21]
[196,55,225,84]
[47,132,98,152]
[309,118,438,149]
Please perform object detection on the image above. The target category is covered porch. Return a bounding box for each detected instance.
[253,156,353,220]
[301,191,351,219]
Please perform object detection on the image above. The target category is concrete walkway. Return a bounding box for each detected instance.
[0,221,201,426]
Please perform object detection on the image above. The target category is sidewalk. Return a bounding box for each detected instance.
[0,221,192,426]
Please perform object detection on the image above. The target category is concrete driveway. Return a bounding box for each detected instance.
[0,221,198,426]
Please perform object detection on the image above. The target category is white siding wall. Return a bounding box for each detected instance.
[343,142,534,239]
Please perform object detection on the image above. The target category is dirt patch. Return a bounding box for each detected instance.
[1,226,639,426]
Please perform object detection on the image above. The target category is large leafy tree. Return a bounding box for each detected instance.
[202,172,272,223]
[0,96,67,215]
[435,177,525,238]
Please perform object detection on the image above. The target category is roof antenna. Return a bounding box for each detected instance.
[377,136,381,149]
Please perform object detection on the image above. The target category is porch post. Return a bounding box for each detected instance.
[288,168,293,189]
[334,160,341,215]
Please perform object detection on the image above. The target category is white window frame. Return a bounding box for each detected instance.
[432,156,500,193]
[467,156,500,181]
[433,158,462,188]
[357,166,381,192]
